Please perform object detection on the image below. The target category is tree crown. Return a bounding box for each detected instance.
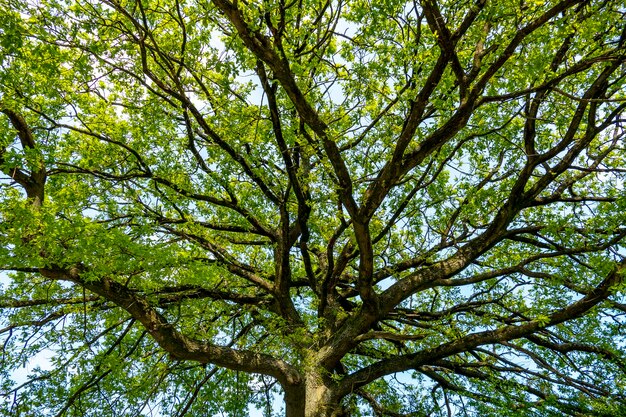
[1,0,626,415]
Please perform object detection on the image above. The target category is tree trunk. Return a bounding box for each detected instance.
[284,373,344,417]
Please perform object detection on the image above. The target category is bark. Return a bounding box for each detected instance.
[38,266,302,389]
[284,373,344,417]
[0,106,47,207]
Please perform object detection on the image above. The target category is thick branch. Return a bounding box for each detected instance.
[337,260,625,396]
[38,266,301,388]
[0,106,46,206]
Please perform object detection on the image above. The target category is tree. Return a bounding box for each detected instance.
[1,0,626,415]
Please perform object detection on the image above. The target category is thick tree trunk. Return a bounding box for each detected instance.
[284,373,343,417]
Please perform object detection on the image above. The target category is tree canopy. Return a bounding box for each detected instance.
[1,0,626,415]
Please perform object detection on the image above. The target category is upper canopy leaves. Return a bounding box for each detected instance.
[1,0,626,415]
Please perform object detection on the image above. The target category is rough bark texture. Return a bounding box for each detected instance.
[1,0,626,415]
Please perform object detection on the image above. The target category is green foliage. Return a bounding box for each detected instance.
[1,0,625,415]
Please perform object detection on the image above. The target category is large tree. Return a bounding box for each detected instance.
[1,0,626,415]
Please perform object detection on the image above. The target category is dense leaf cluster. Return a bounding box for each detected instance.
[1,0,626,416]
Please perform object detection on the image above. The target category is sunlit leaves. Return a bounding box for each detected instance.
[0,0,625,415]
